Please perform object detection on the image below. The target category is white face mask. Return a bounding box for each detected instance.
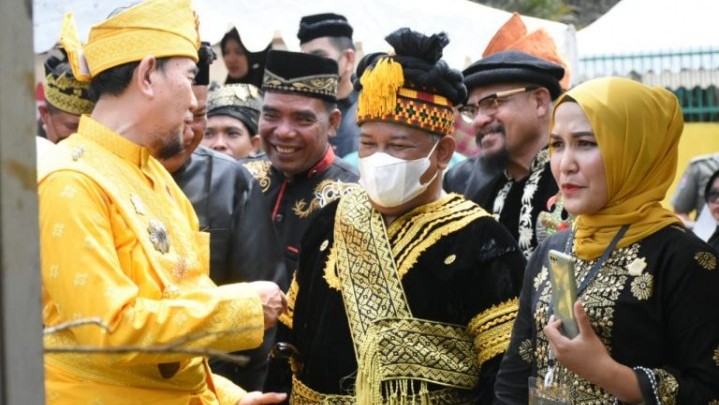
[359,141,439,208]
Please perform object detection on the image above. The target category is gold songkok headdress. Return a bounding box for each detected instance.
[60,0,200,82]
[207,83,262,113]
[43,55,94,115]
[207,84,262,134]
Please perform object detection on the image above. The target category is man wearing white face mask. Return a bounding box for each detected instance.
[265,28,526,404]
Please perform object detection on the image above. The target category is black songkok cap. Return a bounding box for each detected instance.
[297,13,353,44]
[262,50,338,102]
[463,50,565,100]
[196,41,216,86]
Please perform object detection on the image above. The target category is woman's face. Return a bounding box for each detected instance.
[222,38,249,80]
[550,101,609,216]
[706,177,719,221]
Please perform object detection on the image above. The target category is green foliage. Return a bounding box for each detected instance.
[474,0,573,22]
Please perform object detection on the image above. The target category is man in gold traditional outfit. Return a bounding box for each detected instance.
[265,28,525,404]
[38,1,286,403]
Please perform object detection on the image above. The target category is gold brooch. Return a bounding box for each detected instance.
[147,219,170,254]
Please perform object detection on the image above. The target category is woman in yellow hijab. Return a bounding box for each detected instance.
[494,77,719,404]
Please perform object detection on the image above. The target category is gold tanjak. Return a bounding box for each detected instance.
[356,57,455,136]
[60,0,200,82]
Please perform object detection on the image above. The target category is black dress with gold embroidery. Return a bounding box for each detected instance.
[265,193,526,404]
[495,225,719,404]
[242,148,358,279]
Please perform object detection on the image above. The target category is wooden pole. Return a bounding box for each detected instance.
[0,0,46,402]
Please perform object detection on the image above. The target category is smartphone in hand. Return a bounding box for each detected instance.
[547,250,579,338]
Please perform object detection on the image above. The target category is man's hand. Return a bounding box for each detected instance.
[237,391,287,405]
[247,281,287,329]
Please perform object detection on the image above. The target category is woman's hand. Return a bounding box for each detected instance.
[544,300,612,382]
[237,391,287,405]
[544,301,642,403]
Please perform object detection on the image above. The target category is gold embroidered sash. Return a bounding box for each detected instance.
[331,191,485,404]
[334,191,412,350]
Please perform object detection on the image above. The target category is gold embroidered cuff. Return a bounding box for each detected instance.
[468,297,519,367]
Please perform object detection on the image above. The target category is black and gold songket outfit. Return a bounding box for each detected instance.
[242,147,358,278]
[494,226,719,404]
[267,190,525,404]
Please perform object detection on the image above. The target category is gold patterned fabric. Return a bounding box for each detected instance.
[329,190,488,404]
[44,71,94,115]
[262,71,337,100]
[268,190,525,404]
[385,195,491,279]
[291,375,475,405]
[39,116,264,404]
[468,298,518,368]
[207,83,262,113]
[60,0,199,82]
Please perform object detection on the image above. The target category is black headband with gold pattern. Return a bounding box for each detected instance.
[262,50,339,102]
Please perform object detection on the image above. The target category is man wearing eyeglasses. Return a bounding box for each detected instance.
[444,50,565,259]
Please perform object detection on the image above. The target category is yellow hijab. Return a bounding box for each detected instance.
[552,77,684,260]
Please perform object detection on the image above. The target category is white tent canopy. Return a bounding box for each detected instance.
[578,0,718,56]
[577,0,719,82]
[33,0,576,73]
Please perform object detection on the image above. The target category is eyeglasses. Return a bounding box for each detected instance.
[706,189,719,203]
[459,86,539,123]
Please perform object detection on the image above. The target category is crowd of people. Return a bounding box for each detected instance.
[34,0,719,404]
